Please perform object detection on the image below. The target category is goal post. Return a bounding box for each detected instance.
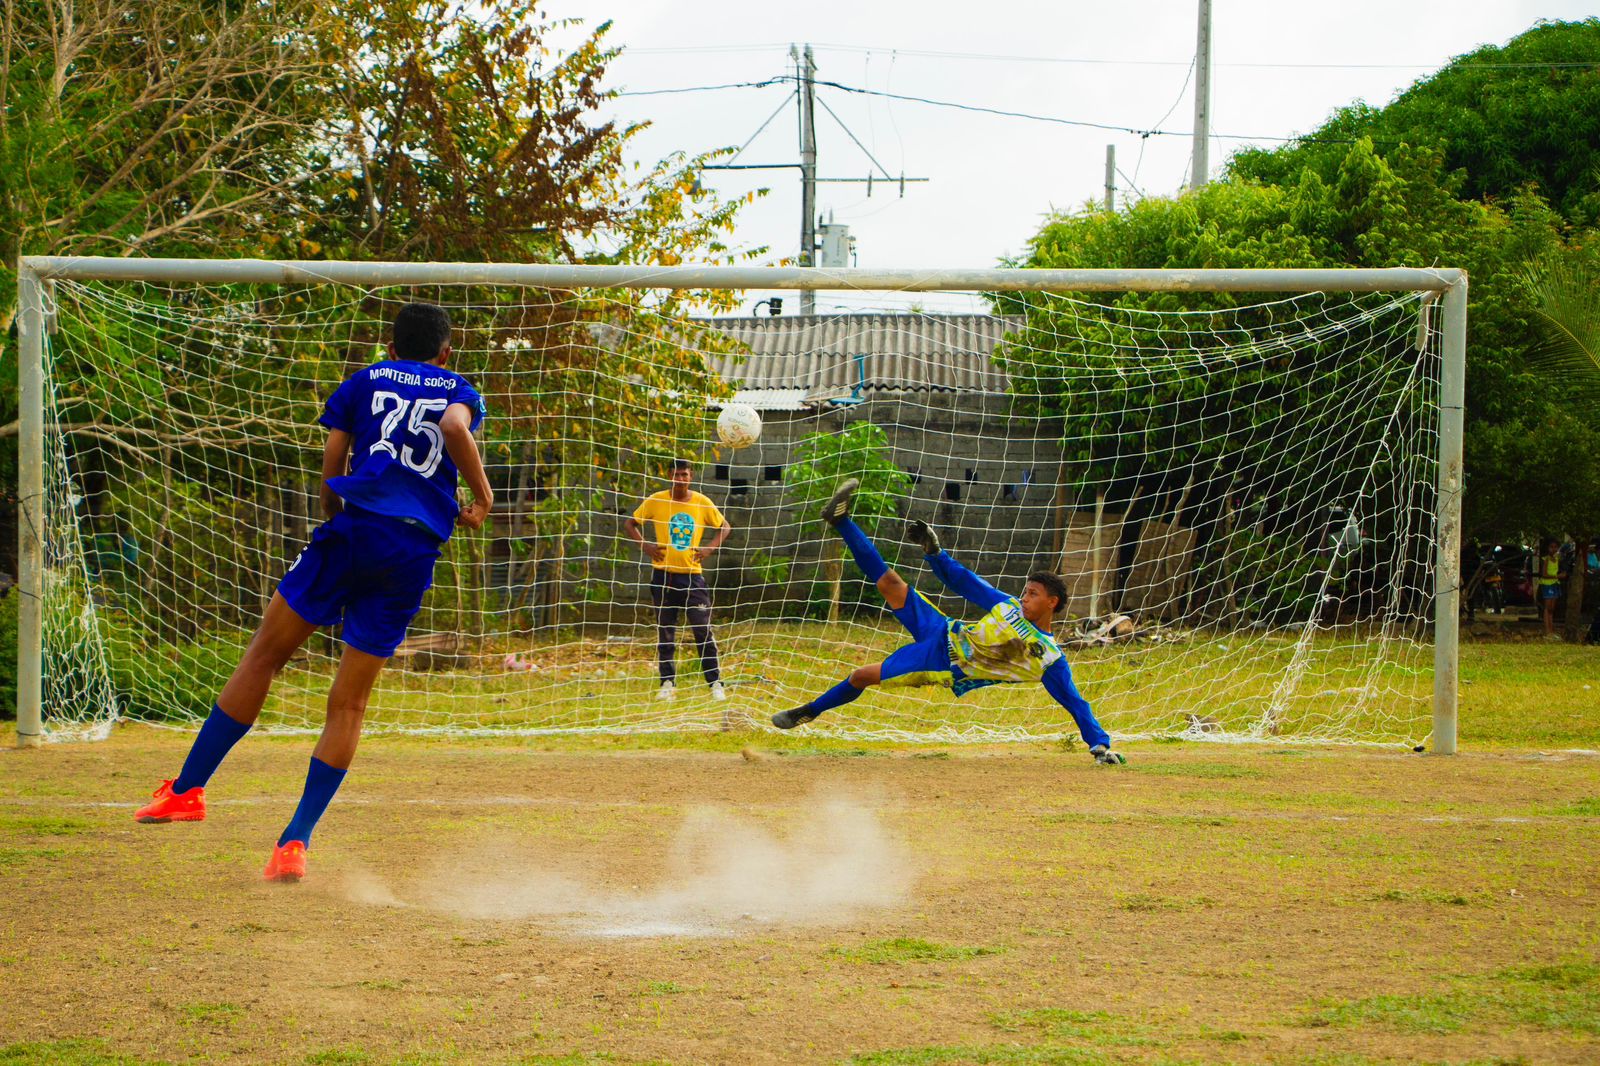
[13,257,1467,749]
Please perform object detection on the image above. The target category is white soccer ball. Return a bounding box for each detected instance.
[716,403,762,448]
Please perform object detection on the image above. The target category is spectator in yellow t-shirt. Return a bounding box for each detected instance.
[623,460,731,702]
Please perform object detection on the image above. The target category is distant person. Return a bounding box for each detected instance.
[1538,537,1565,640]
[1484,546,1506,615]
[1587,540,1600,646]
[623,459,730,702]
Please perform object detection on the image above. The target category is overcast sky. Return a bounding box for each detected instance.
[585,2,1594,313]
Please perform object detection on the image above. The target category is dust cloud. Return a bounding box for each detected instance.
[340,793,912,937]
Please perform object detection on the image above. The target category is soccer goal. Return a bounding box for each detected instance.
[13,259,1465,750]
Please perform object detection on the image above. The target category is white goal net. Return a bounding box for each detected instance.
[22,264,1453,746]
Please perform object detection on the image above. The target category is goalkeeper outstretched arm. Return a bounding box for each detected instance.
[926,548,1009,612]
[907,518,1008,611]
[1041,659,1110,751]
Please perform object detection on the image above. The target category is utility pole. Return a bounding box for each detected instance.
[707,45,926,316]
[1190,0,1212,190]
[795,43,818,315]
[1104,144,1116,212]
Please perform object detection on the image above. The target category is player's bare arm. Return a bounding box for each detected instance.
[623,516,666,562]
[692,518,732,563]
[319,428,352,519]
[442,402,493,529]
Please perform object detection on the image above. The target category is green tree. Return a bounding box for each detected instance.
[783,422,913,623]
[305,1,761,626]
[1003,146,1541,623]
[1009,19,1600,610]
[1230,19,1600,227]
[1519,254,1600,638]
[0,0,335,333]
[0,0,337,579]
[7,3,763,651]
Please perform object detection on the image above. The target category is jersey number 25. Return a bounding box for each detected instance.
[370,391,448,477]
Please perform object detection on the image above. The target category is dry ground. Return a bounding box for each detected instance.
[2,725,1598,1065]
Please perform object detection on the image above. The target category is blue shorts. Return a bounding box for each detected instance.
[1539,584,1561,602]
[278,506,443,658]
[880,589,955,683]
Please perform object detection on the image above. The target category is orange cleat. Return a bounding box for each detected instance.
[134,780,206,823]
[262,840,307,882]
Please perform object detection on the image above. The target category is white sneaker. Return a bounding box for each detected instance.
[656,681,676,701]
[710,681,727,701]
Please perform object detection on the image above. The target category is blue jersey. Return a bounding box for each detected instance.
[318,360,486,541]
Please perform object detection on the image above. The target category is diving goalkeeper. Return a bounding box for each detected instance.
[771,480,1123,764]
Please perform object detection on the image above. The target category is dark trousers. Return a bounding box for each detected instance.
[650,570,721,684]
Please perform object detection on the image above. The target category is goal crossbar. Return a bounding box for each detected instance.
[12,257,1467,751]
[23,256,1461,293]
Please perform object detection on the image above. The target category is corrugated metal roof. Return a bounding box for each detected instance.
[698,313,1021,394]
[712,388,811,412]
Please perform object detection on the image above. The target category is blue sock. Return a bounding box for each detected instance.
[810,677,866,715]
[835,518,888,582]
[278,757,348,848]
[172,704,251,794]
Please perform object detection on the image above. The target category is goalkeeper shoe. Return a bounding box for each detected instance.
[1090,745,1126,766]
[134,780,207,823]
[771,706,819,730]
[820,479,859,526]
[905,519,941,556]
[263,840,307,882]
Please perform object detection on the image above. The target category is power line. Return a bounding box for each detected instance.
[809,77,1374,144]
[614,78,785,97]
[619,41,1600,71]
[814,94,896,181]
[616,74,1404,146]
[727,93,794,164]
[807,42,1600,71]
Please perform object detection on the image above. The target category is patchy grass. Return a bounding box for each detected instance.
[829,938,1005,965]
[638,980,685,997]
[1303,959,1600,1035]
[0,847,66,866]
[1131,762,1265,780]
[0,1042,171,1066]
[300,1051,370,1066]
[1367,888,1474,906]
[1114,892,1215,912]
[849,1046,1114,1065]
[1457,642,1600,748]
[1305,990,1481,1034]
[178,1001,244,1028]
[0,815,95,836]
[2,658,1597,1066]
[987,1008,1159,1048]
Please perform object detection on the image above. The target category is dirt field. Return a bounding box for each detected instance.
[2,722,1597,1065]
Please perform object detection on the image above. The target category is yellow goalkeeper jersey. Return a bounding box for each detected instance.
[948,599,1063,684]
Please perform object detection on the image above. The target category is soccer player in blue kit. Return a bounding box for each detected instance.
[133,303,493,881]
[771,480,1124,764]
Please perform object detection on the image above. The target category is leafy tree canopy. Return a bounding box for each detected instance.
[1010,19,1600,541]
[1231,18,1600,228]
